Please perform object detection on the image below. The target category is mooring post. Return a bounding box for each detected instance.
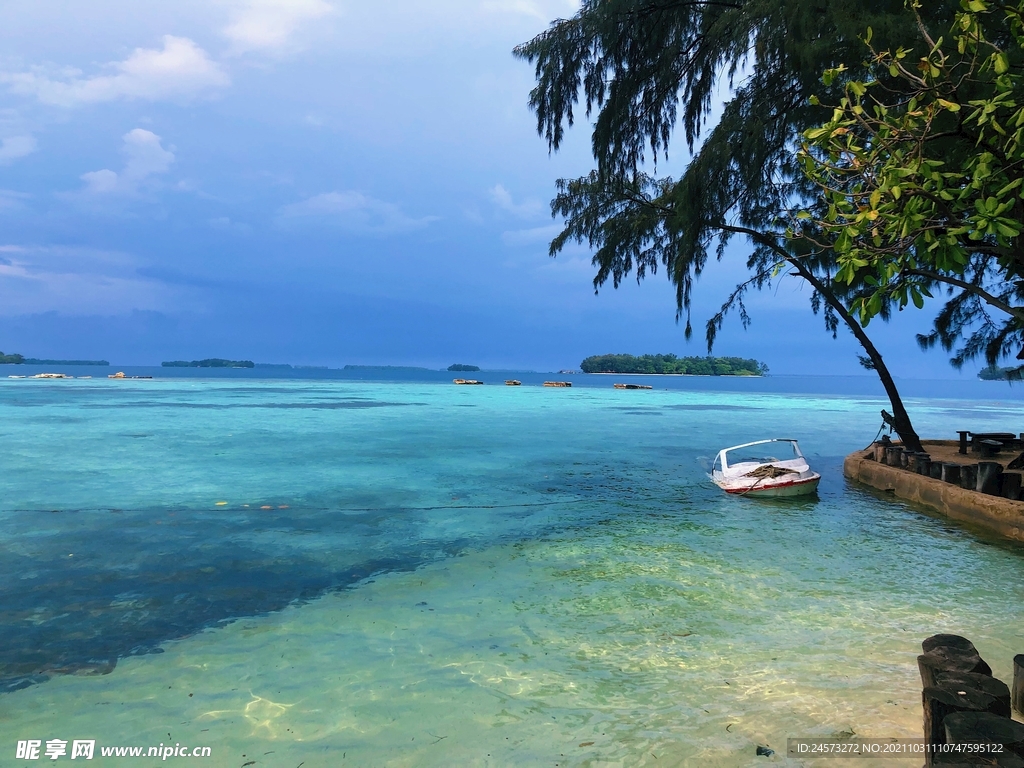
[943,711,1024,760]
[958,430,971,455]
[1001,473,1023,501]
[941,463,962,485]
[919,635,1001,766]
[886,446,902,467]
[1014,655,1024,716]
[976,462,1003,495]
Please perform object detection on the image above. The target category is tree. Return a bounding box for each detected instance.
[796,0,1024,376]
[514,1,959,451]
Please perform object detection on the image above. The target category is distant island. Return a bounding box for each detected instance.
[0,351,109,365]
[581,354,768,376]
[162,359,255,368]
[448,364,480,372]
[978,364,1023,381]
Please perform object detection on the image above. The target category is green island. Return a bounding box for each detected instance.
[978,364,1024,381]
[162,359,255,368]
[580,354,768,376]
[447,364,480,372]
[0,351,110,365]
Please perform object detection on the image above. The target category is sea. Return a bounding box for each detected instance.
[1,367,1023,767]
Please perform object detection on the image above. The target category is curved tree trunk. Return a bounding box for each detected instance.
[789,260,924,452]
[717,223,925,453]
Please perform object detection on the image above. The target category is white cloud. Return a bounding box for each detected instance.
[0,135,37,164]
[501,223,561,246]
[79,129,174,196]
[1,36,229,107]
[489,184,545,219]
[224,0,334,54]
[277,191,438,234]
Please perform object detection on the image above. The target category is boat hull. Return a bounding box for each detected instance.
[717,473,820,498]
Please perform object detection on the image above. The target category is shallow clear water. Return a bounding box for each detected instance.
[1,377,1022,766]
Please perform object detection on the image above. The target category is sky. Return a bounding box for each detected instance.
[0,0,990,377]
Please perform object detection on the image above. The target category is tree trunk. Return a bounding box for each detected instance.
[788,260,924,452]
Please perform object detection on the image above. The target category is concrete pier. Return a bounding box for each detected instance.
[844,440,1024,543]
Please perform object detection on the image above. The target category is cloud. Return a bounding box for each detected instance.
[1,36,229,107]
[0,245,189,316]
[277,191,438,234]
[489,184,545,219]
[0,189,32,211]
[79,129,174,195]
[0,135,37,164]
[224,0,334,54]
[501,223,561,246]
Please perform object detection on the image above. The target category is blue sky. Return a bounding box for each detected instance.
[0,0,986,377]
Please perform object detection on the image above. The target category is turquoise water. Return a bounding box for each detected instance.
[1,377,1023,766]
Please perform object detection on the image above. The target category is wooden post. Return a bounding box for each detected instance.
[943,711,1024,759]
[1001,473,1023,501]
[919,455,931,475]
[977,462,1003,495]
[960,464,978,491]
[873,442,887,463]
[901,449,911,469]
[919,648,992,688]
[930,461,943,479]
[922,635,978,654]
[942,464,962,485]
[1014,655,1024,716]
[923,677,1011,762]
[886,446,902,467]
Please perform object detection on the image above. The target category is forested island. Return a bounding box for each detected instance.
[978,365,1023,381]
[448,364,480,372]
[581,354,768,376]
[162,359,254,368]
[0,351,109,365]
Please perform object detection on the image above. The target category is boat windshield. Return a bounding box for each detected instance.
[724,441,801,467]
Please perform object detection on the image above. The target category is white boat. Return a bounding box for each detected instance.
[711,439,820,497]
